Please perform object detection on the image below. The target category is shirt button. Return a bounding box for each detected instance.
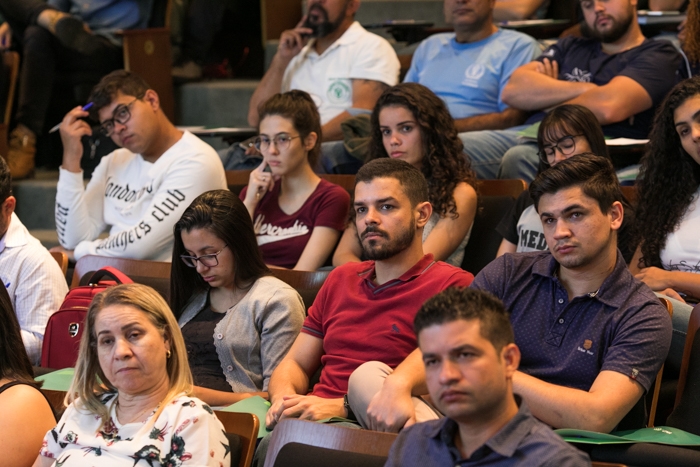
[217,333,223,340]
[558,298,564,304]
[559,318,564,324]
[227,365,233,371]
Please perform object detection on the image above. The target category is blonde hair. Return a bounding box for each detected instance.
[67,284,193,427]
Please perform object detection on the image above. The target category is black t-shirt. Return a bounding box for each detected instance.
[526,36,682,138]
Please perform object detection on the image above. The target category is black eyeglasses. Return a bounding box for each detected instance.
[180,245,228,268]
[99,98,140,136]
[538,135,584,164]
[254,134,301,152]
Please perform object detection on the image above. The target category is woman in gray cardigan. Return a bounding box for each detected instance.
[171,190,305,407]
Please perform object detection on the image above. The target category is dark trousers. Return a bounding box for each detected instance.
[0,0,122,136]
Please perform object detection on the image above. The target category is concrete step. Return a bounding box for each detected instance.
[176,79,259,128]
[30,229,60,249]
[13,170,59,231]
[356,0,445,27]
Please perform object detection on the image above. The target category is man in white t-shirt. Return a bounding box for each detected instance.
[247,0,400,143]
[0,157,68,364]
[52,70,227,262]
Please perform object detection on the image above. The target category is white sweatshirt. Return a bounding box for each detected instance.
[55,131,227,261]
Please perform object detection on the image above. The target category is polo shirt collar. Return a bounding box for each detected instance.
[357,253,436,286]
[430,396,536,459]
[531,250,631,308]
[0,213,29,253]
[302,21,363,59]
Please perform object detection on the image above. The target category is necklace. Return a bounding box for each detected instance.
[115,398,156,424]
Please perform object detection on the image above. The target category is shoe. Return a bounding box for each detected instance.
[172,60,203,82]
[53,16,101,56]
[6,126,36,180]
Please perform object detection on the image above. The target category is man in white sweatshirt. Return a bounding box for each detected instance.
[52,70,226,262]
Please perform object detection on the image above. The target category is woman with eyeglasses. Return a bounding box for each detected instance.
[241,91,351,270]
[495,104,636,263]
[170,190,305,407]
[332,83,478,267]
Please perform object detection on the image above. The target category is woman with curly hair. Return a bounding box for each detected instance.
[332,83,477,267]
[631,76,700,369]
[496,104,636,263]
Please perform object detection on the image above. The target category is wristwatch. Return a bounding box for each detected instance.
[343,394,357,421]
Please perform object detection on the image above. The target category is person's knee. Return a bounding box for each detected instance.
[22,24,53,49]
[348,361,388,395]
[499,144,538,181]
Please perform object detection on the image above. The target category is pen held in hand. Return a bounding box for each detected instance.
[49,102,94,134]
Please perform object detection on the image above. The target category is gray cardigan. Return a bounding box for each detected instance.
[178,275,305,392]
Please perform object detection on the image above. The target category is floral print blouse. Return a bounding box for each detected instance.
[40,393,229,466]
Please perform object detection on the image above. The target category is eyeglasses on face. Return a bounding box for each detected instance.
[99,97,140,136]
[538,134,584,164]
[180,245,228,268]
[254,134,301,152]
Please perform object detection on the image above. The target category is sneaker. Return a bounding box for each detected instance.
[6,126,36,180]
[172,60,203,82]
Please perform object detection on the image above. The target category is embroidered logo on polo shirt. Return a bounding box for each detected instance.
[391,324,400,333]
[577,339,594,356]
[327,79,351,104]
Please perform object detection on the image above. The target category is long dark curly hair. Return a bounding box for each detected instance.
[366,83,476,219]
[634,77,700,268]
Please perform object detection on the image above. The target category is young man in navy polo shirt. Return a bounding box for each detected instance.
[386,287,590,466]
[472,155,672,432]
[261,159,473,437]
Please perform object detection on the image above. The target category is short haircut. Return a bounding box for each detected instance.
[355,158,429,207]
[0,156,11,204]
[414,287,514,353]
[529,153,623,214]
[88,70,150,118]
[257,90,322,169]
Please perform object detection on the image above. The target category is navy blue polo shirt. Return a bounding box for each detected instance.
[385,398,591,467]
[472,251,671,392]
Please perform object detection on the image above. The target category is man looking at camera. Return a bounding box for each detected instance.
[247,0,399,143]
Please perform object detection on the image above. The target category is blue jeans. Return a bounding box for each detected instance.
[458,125,537,181]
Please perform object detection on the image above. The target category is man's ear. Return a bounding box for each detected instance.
[415,201,432,228]
[502,343,521,378]
[143,89,160,112]
[346,0,360,17]
[303,132,318,152]
[610,200,623,231]
[3,196,15,217]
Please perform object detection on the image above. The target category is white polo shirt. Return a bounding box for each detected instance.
[282,21,400,124]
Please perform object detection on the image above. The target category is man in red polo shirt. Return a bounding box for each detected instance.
[265,159,473,433]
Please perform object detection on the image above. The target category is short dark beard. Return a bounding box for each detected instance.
[582,9,634,44]
[360,220,416,261]
[302,3,347,38]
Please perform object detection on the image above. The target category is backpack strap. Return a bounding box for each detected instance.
[88,266,134,285]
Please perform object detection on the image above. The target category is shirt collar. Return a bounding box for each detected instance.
[301,21,363,59]
[430,396,537,459]
[357,253,436,286]
[0,213,29,252]
[531,250,631,308]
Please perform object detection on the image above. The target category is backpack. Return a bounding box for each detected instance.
[40,267,133,369]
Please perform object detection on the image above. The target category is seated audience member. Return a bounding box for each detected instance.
[333,83,477,267]
[247,0,399,144]
[461,0,682,181]
[0,157,67,365]
[496,104,636,263]
[472,155,672,432]
[0,0,151,179]
[493,0,550,21]
[631,76,700,371]
[35,283,229,466]
[253,159,473,465]
[404,0,539,138]
[51,70,226,262]
[386,287,591,467]
[0,284,56,467]
[172,190,305,406]
[241,91,350,270]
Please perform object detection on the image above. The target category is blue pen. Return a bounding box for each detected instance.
[49,102,94,134]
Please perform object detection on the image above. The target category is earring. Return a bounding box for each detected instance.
[166,350,172,359]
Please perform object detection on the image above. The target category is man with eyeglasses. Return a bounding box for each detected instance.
[51,70,226,262]
[471,155,671,432]
[458,0,682,182]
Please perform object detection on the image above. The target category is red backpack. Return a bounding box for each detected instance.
[40,267,133,369]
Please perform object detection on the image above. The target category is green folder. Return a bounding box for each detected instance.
[36,368,75,391]
[219,395,271,438]
[557,426,700,446]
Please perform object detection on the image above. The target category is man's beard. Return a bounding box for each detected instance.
[360,219,416,261]
[302,3,346,38]
[582,10,634,43]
